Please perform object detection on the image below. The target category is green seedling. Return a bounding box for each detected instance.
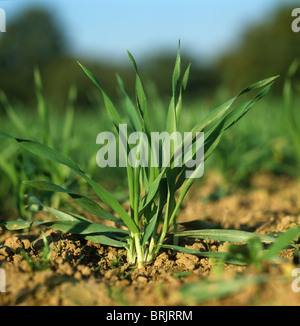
[20,231,52,273]
[181,274,268,305]
[180,227,300,304]
[173,271,193,278]
[226,227,300,271]
[97,251,126,269]
[0,44,279,268]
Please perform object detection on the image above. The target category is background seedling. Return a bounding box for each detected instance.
[283,59,300,178]
[0,69,78,218]
[180,227,300,304]
[20,231,52,273]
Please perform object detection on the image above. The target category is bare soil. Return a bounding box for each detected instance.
[1,173,300,306]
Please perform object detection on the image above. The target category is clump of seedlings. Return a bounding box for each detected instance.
[0,44,280,268]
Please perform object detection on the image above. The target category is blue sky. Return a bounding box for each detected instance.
[0,0,298,64]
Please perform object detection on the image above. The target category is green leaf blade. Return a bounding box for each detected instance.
[0,133,139,234]
[262,227,300,261]
[174,229,276,243]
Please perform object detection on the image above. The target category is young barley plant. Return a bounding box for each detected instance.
[0,44,279,268]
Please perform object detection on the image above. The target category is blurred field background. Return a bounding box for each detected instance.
[0,1,300,220]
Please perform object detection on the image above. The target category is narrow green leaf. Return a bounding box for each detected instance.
[78,62,122,128]
[1,220,127,247]
[0,91,30,137]
[127,50,151,136]
[1,220,47,230]
[192,75,279,135]
[49,220,129,236]
[0,133,139,234]
[78,62,138,217]
[138,168,165,211]
[166,97,177,134]
[166,42,181,134]
[181,63,191,91]
[24,180,124,225]
[141,207,159,246]
[26,195,130,244]
[81,234,126,247]
[34,67,52,147]
[181,275,267,304]
[116,73,143,133]
[182,81,276,168]
[0,147,19,187]
[174,229,276,243]
[223,82,275,131]
[172,41,181,98]
[262,227,300,261]
[176,63,191,125]
[161,244,244,265]
[62,85,76,156]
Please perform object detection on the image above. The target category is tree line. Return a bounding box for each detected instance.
[0,4,299,110]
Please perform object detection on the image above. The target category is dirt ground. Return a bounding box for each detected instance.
[1,172,300,306]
